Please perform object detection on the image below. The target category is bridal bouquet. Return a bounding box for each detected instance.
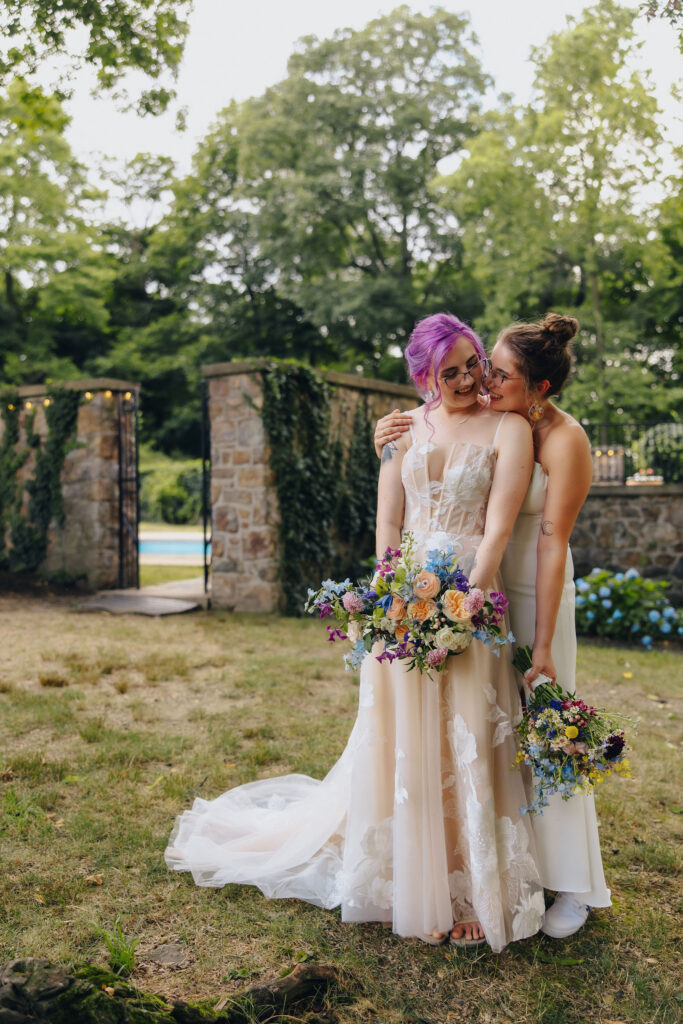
[512,645,631,814]
[305,532,514,675]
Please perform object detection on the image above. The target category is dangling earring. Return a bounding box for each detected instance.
[528,401,545,423]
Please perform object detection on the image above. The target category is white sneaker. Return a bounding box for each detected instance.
[541,893,590,938]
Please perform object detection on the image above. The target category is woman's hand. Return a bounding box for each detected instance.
[523,646,557,692]
[374,409,413,458]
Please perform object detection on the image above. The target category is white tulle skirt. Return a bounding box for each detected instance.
[166,587,546,952]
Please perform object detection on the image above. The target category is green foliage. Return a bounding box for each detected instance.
[633,422,683,481]
[139,446,202,523]
[575,568,680,645]
[0,1,191,114]
[1,387,81,573]
[96,920,140,977]
[259,362,379,615]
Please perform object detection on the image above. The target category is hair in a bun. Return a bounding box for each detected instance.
[497,312,578,395]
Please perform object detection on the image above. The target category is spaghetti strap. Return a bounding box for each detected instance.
[492,411,508,447]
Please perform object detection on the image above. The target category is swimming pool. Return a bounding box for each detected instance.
[139,540,210,556]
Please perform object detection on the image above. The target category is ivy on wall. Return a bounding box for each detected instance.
[260,362,379,615]
[0,389,82,573]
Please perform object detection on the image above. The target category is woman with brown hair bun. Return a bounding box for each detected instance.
[374,312,611,939]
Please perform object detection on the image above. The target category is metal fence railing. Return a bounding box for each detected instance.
[582,422,682,485]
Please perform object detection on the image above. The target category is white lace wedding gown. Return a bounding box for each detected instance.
[165,416,546,951]
[501,464,611,907]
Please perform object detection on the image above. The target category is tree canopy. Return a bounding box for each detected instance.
[1,1,680,455]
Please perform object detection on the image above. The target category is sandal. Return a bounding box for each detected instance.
[420,931,449,946]
[449,922,486,947]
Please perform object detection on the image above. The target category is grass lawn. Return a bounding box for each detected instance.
[0,593,680,1024]
[139,565,205,587]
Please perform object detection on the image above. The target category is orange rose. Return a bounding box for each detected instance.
[413,570,441,600]
[442,589,472,623]
[394,623,410,643]
[387,596,407,620]
[407,598,437,624]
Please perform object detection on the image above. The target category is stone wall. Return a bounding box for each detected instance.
[204,360,420,612]
[571,484,683,600]
[0,379,139,590]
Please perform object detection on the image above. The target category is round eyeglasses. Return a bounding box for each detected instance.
[486,367,524,386]
[438,358,491,389]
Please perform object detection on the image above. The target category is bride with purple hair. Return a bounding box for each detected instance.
[166,313,547,950]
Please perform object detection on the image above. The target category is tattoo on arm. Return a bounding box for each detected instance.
[541,520,554,536]
[381,442,398,464]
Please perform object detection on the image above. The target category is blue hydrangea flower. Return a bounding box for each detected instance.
[649,609,661,622]
[576,595,586,606]
[601,599,612,609]
[625,568,640,580]
[641,635,653,647]
[599,586,611,597]
[613,608,622,619]
[663,606,676,620]
[586,610,595,621]
[614,572,624,581]
[631,622,640,632]
[660,621,672,634]
[588,593,598,603]
[576,580,591,593]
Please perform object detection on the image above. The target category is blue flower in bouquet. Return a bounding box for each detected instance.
[343,640,367,670]
[601,599,612,609]
[424,547,458,580]
[599,586,611,597]
[549,699,563,711]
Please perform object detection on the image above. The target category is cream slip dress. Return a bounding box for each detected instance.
[166,411,546,951]
[501,463,611,907]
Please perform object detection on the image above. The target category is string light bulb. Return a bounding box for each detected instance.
[104,390,112,399]
[84,391,93,401]
[595,449,602,457]
[8,403,15,411]
[25,400,33,410]
[43,398,51,407]
[124,391,132,400]
[607,449,614,457]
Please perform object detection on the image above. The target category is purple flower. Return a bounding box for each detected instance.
[326,626,347,642]
[318,603,333,618]
[464,588,485,614]
[490,592,509,616]
[376,649,397,664]
[603,733,625,761]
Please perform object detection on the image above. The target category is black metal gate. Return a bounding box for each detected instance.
[200,379,212,597]
[117,389,139,589]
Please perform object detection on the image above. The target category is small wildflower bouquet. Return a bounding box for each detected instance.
[305,532,514,674]
[512,645,631,814]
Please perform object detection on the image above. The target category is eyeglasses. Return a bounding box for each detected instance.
[486,367,524,386]
[438,358,491,389]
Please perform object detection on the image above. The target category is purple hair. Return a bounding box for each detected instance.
[405,313,487,416]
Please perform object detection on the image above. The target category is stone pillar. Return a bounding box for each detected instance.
[0,379,139,590]
[203,360,419,613]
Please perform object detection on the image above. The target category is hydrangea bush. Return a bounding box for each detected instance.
[575,568,681,648]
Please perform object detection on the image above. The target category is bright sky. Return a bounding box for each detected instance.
[63,0,681,184]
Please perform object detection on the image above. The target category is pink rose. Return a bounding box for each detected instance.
[413,570,441,600]
[464,588,485,614]
[426,648,448,667]
[342,592,364,614]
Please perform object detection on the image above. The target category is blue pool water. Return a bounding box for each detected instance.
[139,540,209,555]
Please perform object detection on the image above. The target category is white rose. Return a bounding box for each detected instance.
[435,626,472,653]
[379,616,395,632]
